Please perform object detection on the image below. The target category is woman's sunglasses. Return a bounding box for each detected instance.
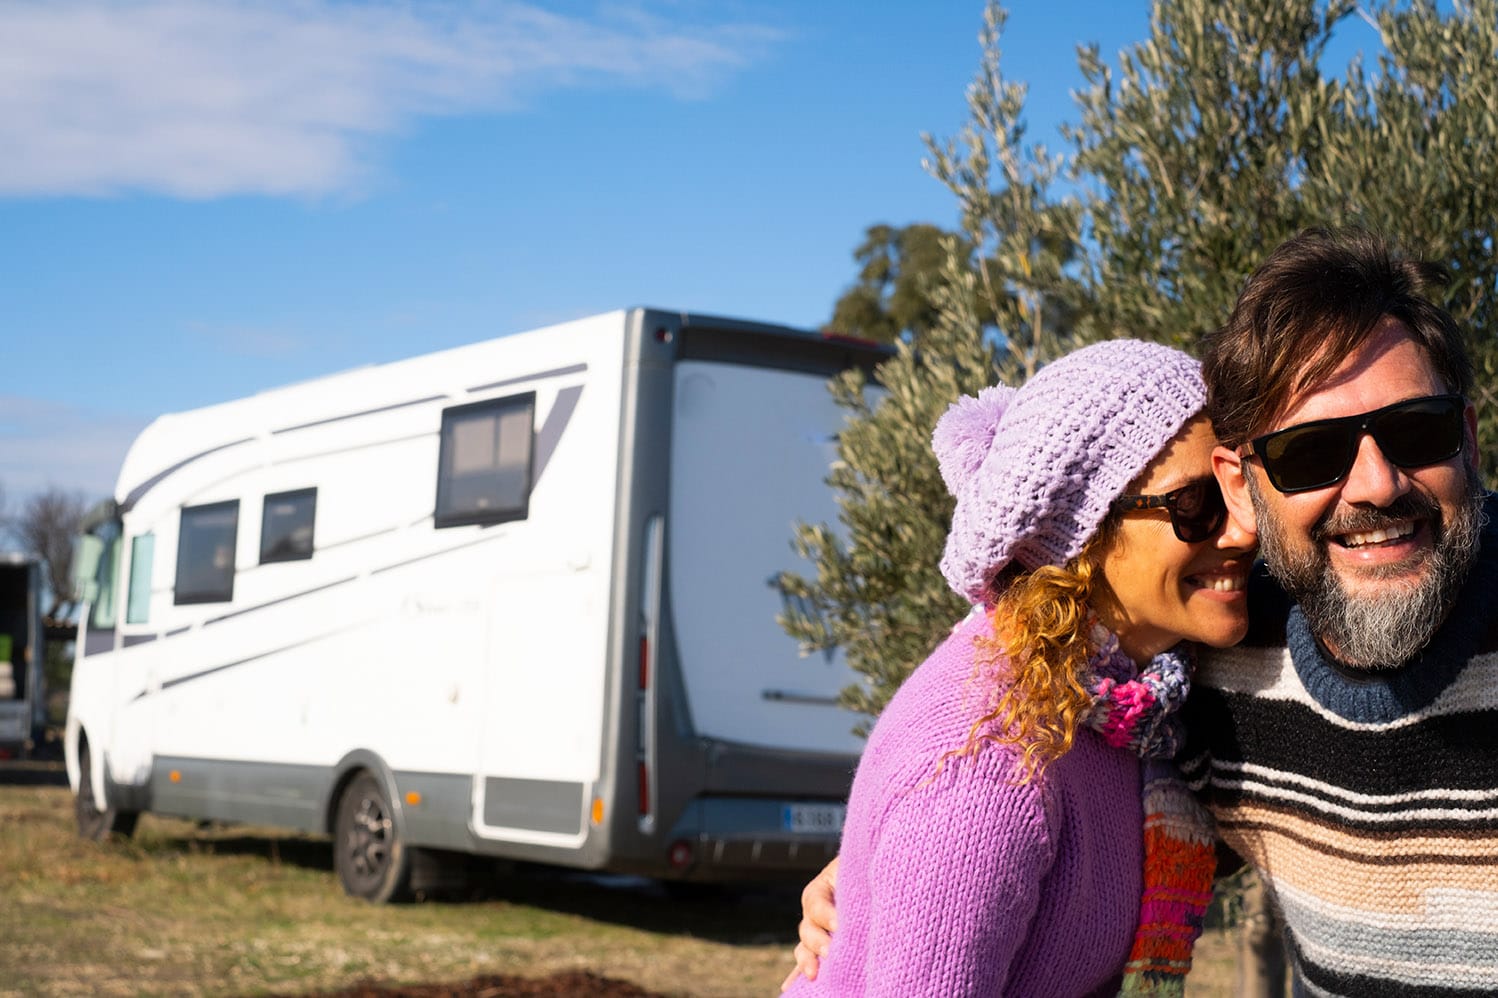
[1243,394,1466,494]
[1111,478,1228,543]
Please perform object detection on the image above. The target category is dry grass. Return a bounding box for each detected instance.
[0,781,1245,996]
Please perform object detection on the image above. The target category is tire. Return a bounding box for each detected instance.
[333,771,414,903]
[74,740,138,842]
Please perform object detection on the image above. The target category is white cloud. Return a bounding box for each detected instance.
[0,396,148,500]
[0,0,780,198]
[186,319,314,359]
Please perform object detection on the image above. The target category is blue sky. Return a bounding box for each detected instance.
[0,1,1378,502]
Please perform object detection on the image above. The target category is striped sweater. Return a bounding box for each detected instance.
[1180,497,1498,997]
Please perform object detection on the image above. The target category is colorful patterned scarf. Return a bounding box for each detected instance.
[1082,626,1218,997]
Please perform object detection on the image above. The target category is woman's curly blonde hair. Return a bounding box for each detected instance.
[955,522,1118,782]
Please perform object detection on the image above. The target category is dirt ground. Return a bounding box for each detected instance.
[288,971,664,996]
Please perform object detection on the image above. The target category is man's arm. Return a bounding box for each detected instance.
[779,856,838,991]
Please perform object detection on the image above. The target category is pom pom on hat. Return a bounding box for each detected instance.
[932,385,1016,493]
[936,340,1206,604]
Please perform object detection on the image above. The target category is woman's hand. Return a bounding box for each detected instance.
[779,856,839,991]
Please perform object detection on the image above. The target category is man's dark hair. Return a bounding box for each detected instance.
[1201,227,1472,448]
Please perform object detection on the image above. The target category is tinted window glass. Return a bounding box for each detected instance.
[175,501,239,604]
[260,489,316,563]
[435,394,534,527]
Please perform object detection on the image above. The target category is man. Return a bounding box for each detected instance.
[1184,227,1495,995]
[786,228,1498,996]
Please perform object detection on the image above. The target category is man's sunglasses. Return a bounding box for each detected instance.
[1243,394,1466,494]
[1111,479,1228,543]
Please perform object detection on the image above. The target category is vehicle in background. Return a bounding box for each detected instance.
[0,555,47,758]
[67,308,884,901]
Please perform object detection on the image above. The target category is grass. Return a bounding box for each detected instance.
[0,781,1246,996]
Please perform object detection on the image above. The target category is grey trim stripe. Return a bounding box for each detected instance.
[120,437,255,512]
[315,525,400,552]
[119,361,585,514]
[532,384,583,484]
[370,532,505,576]
[468,363,587,395]
[122,633,157,648]
[83,628,116,657]
[272,394,449,434]
[279,431,437,467]
[132,621,367,701]
[126,530,515,697]
[203,575,358,626]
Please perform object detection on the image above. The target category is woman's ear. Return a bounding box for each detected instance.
[1212,445,1258,539]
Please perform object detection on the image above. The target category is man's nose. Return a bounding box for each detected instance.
[1338,432,1412,507]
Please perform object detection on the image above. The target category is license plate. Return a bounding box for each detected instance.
[782,803,846,835]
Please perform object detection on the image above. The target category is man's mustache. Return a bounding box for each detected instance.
[1309,491,1440,546]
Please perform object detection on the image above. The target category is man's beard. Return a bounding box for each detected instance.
[1247,467,1487,670]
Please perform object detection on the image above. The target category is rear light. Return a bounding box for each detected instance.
[638,635,649,689]
[667,839,694,870]
[638,760,650,816]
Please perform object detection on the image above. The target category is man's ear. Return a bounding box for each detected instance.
[1464,401,1480,475]
[1213,444,1258,538]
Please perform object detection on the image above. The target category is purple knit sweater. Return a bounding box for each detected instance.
[788,611,1143,997]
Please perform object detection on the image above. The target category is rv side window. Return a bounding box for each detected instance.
[434,393,535,528]
[260,488,316,563]
[126,534,154,624]
[87,532,122,630]
[175,500,239,604]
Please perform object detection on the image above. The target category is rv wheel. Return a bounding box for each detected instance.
[334,771,414,903]
[74,741,138,842]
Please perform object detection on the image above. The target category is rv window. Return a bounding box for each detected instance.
[175,500,239,604]
[260,488,316,563]
[88,532,121,630]
[126,534,154,624]
[435,393,534,528]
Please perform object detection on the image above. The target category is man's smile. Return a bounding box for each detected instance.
[1334,519,1418,549]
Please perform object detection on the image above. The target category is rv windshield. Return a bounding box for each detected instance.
[73,509,122,630]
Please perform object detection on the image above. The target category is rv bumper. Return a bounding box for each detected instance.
[662,795,843,877]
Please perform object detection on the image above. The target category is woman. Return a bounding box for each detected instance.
[780,339,1254,997]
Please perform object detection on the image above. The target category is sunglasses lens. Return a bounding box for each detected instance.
[1258,424,1355,492]
[1256,395,1465,493]
[1170,481,1227,542]
[1372,397,1464,466]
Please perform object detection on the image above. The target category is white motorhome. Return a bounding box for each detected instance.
[67,308,884,901]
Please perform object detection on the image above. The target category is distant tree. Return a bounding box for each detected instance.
[1308,0,1498,472]
[826,223,979,344]
[12,488,90,620]
[785,0,1498,723]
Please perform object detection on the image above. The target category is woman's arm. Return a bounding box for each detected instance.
[857,781,1054,996]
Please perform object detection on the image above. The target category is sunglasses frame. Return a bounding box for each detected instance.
[1245,393,1467,494]
[1110,478,1228,543]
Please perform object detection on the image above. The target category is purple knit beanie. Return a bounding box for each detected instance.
[935,339,1206,604]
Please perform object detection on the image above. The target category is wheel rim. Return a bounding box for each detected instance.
[346,791,393,883]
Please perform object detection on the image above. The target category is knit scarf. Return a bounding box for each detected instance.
[1081,625,1217,998]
